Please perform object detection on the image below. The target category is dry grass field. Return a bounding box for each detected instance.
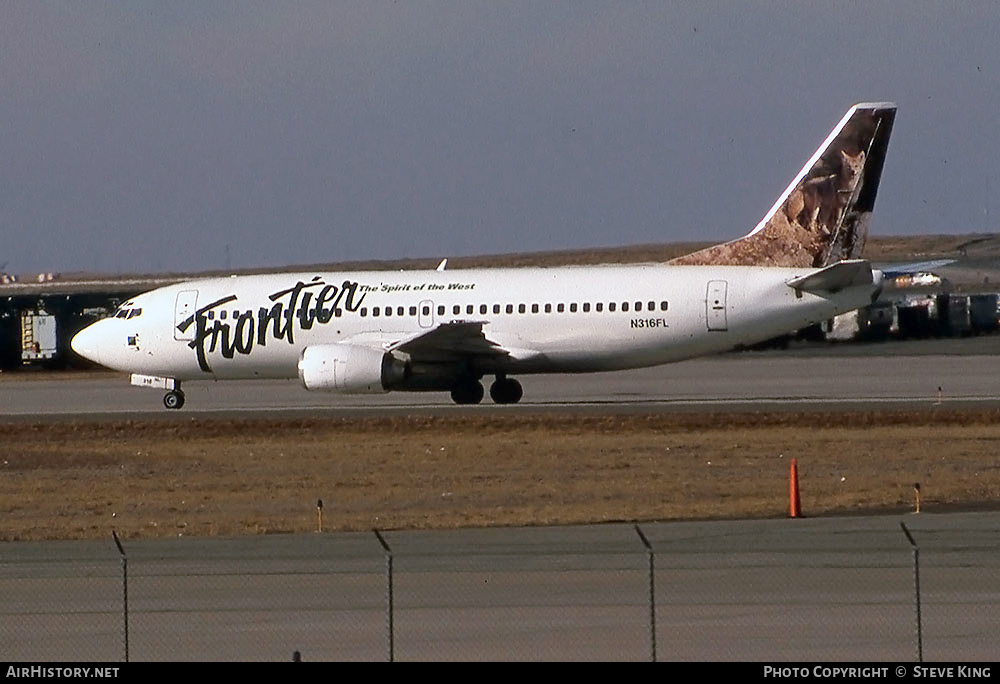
[3,409,1000,542]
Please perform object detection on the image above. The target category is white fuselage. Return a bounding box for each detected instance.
[72,263,880,385]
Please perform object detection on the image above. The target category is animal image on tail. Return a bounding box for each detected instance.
[670,103,896,268]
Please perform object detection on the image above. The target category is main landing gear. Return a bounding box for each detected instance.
[163,389,186,410]
[450,378,484,405]
[449,375,523,405]
[489,376,523,404]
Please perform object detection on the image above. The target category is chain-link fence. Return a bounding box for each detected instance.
[2,516,997,661]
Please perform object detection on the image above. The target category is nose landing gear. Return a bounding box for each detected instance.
[130,374,185,410]
[163,389,186,410]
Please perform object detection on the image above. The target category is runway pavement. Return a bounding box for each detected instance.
[2,511,998,661]
[2,342,1000,419]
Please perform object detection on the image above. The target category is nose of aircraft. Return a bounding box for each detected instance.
[70,321,104,365]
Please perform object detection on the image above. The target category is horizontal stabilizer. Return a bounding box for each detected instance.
[786,259,876,295]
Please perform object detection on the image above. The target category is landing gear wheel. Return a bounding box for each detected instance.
[450,380,484,405]
[163,390,185,410]
[490,377,523,404]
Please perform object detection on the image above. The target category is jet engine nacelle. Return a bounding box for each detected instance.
[297,344,406,393]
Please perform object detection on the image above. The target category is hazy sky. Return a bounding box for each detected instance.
[2,2,999,275]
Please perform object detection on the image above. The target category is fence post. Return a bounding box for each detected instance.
[634,524,656,662]
[112,531,128,663]
[373,529,394,662]
[900,522,923,662]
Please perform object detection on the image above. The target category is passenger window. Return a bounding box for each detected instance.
[660,301,668,311]
[385,307,392,316]
[207,311,215,320]
[453,305,461,315]
[570,303,577,313]
[220,311,227,320]
[622,302,629,312]
[557,303,565,313]
[648,301,655,311]
[373,308,380,317]
[545,303,552,313]
[361,308,368,317]
[422,306,430,315]
[506,304,513,314]
[493,304,501,314]
[466,304,474,315]
[609,303,616,312]
[480,304,487,314]
[410,306,417,316]
[518,304,526,314]
[583,303,590,312]
[397,307,404,316]
[596,303,603,312]
[437,305,445,315]
[531,304,539,313]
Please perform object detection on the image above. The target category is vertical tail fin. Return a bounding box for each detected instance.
[670,102,897,268]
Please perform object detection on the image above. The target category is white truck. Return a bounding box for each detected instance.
[20,309,57,363]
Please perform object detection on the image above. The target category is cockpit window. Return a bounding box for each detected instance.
[115,308,142,319]
[127,308,142,319]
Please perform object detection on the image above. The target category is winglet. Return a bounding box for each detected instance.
[671,103,897,268]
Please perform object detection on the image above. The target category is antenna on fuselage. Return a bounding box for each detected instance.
[436,259,447,271]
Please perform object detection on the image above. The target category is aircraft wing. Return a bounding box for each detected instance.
[386,321,511,362]
[340,322,541,364]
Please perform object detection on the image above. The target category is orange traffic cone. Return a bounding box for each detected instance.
[789,458,802,518]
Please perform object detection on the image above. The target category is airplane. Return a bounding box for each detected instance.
[71,102,897,409]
